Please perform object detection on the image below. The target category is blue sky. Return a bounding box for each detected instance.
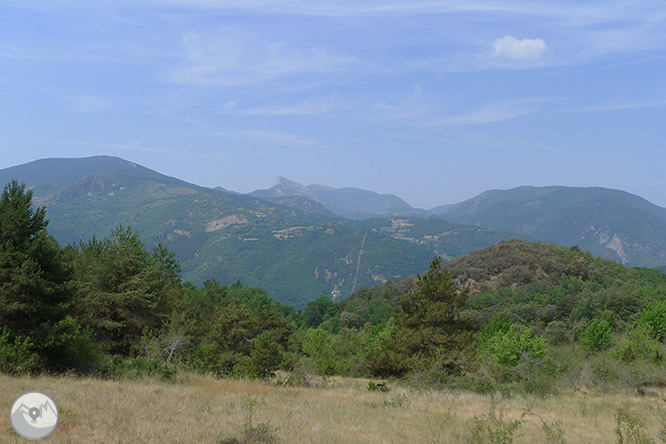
[1,0,665,209]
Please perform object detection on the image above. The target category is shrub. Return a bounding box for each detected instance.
[638,301,666,342]
[544,320,571,345]
[460,400,527,444]
[0,329,40,375]
[218,397,279,444]
[367,381,390,392]
[583,320,613,351]
[478,324,547,367]
[614,408,655,444]
[302,328,336,376]
[613,326,656,362]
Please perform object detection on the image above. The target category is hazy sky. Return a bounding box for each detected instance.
[1,1,665,209]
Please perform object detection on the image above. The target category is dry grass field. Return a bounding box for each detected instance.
[1,373,665,443]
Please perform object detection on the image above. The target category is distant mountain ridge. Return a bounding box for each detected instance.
[442,186,666,267]
[249,176,428,219]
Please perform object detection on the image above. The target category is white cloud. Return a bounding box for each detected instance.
[164,28,354,86]
[492,36,549,62]
[217,129,316,147]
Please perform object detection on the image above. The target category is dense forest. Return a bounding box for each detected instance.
[2,179,666,395]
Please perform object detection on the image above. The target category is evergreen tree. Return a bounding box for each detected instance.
[0,180,94,371]
[388,256,472,375]
[70,225,182,355]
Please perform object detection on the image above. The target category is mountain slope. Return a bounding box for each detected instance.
[441,186,666,267]
[250,176,427,219]
[0,156,439,307]
[346,216,533,261]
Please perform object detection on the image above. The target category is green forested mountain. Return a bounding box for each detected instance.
[0,157,436,307]
[0,156,537,307]
[439,186,666,267]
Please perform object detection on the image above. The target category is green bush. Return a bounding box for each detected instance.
[638,301,666,342]
[544,321,571,345]
[478,324,547,367]
[301,328,336,376]
[583,320,613,351]
[96,355,176,380]
[460,401,527,444]
[613,326,657,362]
[0,329,40,375]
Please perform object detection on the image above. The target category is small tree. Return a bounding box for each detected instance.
[583,319,613,351]
[302,328,336,376]
[389,256,472,376]
[248,331,283,379]
[637,301,666,342]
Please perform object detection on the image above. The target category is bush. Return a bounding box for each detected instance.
[96,355,176,381]
[0,329,40,375]
[614,408,655,444]
[544,321,571,345]
[478,324,547,367]
[460,400,527,444]
[301,328,336,376]
[218,397,279,444]
[583,320,613,351]
[613,326,657,362]
[638,301,666,342]
[48,316,100,371]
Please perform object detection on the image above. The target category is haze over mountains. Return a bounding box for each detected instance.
[1,155,665,306]
[250,176,427,219]
[440,186,666,267]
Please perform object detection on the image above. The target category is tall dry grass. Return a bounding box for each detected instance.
[1,373,665,443]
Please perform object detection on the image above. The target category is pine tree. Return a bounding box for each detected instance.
[70,225,182,355]
[389,256,472,375]
[0,180,79,370]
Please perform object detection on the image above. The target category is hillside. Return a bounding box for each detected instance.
[343,239,666,327]
[346,216,532,261]
[440,186,666,267]
[250,176,428,219]
[1,156,542,306]
[0,156,438,307]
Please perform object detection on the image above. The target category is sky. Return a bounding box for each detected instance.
[1,0,665,210]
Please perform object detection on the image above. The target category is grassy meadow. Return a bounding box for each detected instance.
[2,373,666,444]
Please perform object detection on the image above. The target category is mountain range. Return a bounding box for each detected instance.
[250,176,427,219]
[439,186,666,267]
[1,156,665,306]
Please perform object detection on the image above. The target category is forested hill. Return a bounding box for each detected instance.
[342,239,666,329]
